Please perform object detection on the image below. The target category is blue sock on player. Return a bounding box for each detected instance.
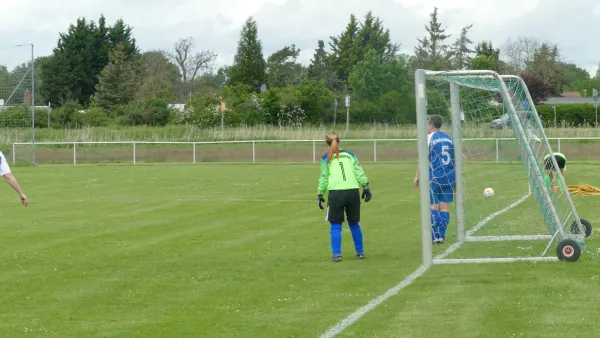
[330,223,342,256]
[431,210,441,240]
[348,221,364,254]
[439,211,450,240]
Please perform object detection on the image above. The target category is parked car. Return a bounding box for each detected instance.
[491,110,536,129]
[491,113,510,129]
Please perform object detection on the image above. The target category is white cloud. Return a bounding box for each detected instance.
[0,0,598,76]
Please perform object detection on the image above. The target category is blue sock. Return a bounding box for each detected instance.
[348,221,364,254]
[330,223,342,256]
[431,210,441,240]
[439,211,450,239]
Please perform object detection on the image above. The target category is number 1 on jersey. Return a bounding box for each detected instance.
[339,162,346,181]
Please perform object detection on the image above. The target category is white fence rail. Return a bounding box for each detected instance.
[11,137,600,165]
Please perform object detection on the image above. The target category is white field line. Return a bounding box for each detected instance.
[434,194,530,261]
[318,194,530,338]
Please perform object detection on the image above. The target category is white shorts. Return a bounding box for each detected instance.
[0,151,12,176]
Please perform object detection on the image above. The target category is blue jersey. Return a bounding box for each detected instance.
[428,131,455,186]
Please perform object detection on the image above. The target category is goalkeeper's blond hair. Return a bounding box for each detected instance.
[325,132,341,164]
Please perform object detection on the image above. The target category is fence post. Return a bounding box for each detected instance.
[373,140,377,162]
[193,143,196,164]
[73,143,76,166]
[495,139,499,163]
[133,142,136,165]
[557,138,561,152]
[313,140,316,164]
[252,141,256,163]
[12,143,15,164]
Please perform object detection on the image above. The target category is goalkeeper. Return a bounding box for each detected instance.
[413,115,455,244]
[543,152,567,193]
[317,132,372,263]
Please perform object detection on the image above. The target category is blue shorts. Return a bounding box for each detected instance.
[430,182,454,205]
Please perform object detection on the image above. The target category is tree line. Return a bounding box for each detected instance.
[1,7,599,129]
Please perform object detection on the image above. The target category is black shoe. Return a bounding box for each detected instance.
[331,255,342,262]
[356,253,365,260]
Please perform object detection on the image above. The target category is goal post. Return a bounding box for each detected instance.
[0,44,36,166]
[415,69,591,265]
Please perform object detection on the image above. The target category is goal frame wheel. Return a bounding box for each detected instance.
[570,218,592,238]
[556,239,581,262]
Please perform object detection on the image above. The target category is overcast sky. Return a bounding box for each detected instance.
[1,0,599,77]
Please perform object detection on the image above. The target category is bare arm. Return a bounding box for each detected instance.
[3,173,28,206]
[414,167,419,187]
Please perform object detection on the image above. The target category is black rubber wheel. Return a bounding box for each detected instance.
[556,239,581,262]
[570,218,592,238]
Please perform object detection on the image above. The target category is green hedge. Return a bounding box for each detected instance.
[536,104,598,127]
[1,102,596,129]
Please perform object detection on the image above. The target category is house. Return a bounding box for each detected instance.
[541,90,597,105]
[560,91,581,98]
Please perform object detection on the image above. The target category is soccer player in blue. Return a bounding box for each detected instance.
[317,132,372,262]
[413,114,455,244]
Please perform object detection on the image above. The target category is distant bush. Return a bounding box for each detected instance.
[536,104,597,126]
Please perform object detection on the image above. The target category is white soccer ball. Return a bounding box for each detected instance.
[483,187,495,198]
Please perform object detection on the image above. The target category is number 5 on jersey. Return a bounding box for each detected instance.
[441,145,451,165]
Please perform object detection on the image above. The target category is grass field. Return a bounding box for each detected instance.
[1,162,599,337]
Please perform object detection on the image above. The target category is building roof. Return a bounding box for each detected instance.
[560,91,582,98]
[542,97,597,105]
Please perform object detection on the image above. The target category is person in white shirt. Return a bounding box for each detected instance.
[0,151,28,206]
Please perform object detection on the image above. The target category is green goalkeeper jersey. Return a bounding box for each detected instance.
[318,150,369,195]
[543,173,552,191]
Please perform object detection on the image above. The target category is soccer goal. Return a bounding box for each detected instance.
[0,44,37,165]
[415,69,592,264]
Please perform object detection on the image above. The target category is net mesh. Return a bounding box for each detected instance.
[422,71,588,262]
[0,44,35,165]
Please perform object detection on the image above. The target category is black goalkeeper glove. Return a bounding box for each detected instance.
[361,185,372,202]
[317,194,325,210]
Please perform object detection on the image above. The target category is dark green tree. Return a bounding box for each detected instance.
[469,55,496,70]
[474,41,500,60]
[525,43,563,96]
[40,15,138,106]
[347,49,388,102]
[307,40,340,89]
[94,43,139,110]
[354,11,400,63]
[348,49,412,101]
[450,24,474,70]
[307,40,328,80]
[295,79,333,123]
[260,89,281,124]
[328,12,400,86]
[347,49,414,122]
[227,17,267,92]
[328,14,360,86]
[559,62,591,90]
[108,18,138,58]
[469,41,503,71]
[265,44,305,88]
[413,7,452,70]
